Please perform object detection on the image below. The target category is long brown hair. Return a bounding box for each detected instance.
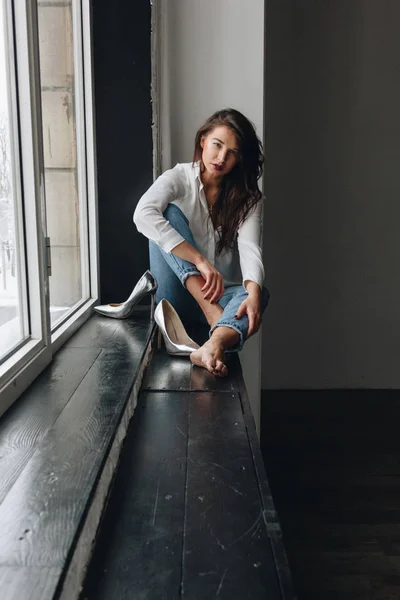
[193,108,264,253]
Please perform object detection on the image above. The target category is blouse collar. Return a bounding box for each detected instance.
[193,160,204,190]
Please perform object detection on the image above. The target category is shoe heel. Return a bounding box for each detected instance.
[153,298,199,356]
[157,327,162,350]
[150,293,156,321]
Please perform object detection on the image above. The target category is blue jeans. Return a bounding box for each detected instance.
[149,204,269,351]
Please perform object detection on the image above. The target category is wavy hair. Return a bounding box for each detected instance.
[193,108,264,253]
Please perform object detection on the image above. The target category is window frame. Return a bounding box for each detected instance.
[0,0,99,417]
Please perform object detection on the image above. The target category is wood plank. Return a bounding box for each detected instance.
[141,346,192,390]
[80,391,188,600]
[190,362,235,392]
[0,348,100,505]
[235,364,277,515]
[0,348,140,567]
[108,318,154,358]
[189,352,241,391]
[0,450,34,508]
[289,552,400,577]
[142,330,238,392]
[142,346,237,392]
[260,389,400,599]
[63,314,120,348]
[0,566,62,600]
[182,391,282,599]
[236,368,297,600]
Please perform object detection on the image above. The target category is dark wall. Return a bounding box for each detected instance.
[262,0,400,388]
[92,1,153,303]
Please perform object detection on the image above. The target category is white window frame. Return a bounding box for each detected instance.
[0,0,99,417]
[51,0,99,352]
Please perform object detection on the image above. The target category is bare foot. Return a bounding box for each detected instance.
[190,339,228,377]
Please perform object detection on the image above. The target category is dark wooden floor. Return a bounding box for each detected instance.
[260,390,400,600]
[80,352,295,600]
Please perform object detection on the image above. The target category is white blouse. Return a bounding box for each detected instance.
[133,161,264,289]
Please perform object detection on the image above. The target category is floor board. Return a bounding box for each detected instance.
[142,347,240,392]
[183,391,281,599]
[81,372,291,599]
[141,349,192,390]
[0,348,142,567]
[81,392,189,600]
[261,390,400,600]
[0,315,154,599]
[0,348,100,504]
[0,566,63,600]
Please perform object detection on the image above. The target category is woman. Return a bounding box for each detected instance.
[131,108,269,377]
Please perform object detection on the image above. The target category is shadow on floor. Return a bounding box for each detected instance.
[260,390,400,600]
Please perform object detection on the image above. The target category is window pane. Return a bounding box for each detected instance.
[37,0,87,328]
[0,1,27,362]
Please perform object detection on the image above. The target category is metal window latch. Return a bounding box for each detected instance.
[45,236,51,276]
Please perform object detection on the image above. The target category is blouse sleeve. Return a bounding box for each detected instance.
[133,165,186,252]
[237,199,265,289]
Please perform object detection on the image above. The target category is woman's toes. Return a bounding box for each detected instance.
[219,362,228,376]
[205,358,219,375]
[190,345,228,377]
[212,360,228,377]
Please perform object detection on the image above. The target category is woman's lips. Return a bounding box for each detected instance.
[212,163,223,172]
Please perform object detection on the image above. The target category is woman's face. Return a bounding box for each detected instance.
[200,125,240,181]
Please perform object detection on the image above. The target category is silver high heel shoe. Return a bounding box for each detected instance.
[154,299,199,356]
[94,270,157,319]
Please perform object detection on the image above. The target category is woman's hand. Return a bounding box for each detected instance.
[235,282,262,338]
[195,257,225,303]
[170,242,224,303]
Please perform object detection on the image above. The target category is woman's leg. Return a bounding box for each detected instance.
[149,204,214,329]
[212,285,270,350]
[149,241,198,319]
[190,285,270,376]
[149,204,270,373]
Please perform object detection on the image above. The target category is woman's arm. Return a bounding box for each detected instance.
[171,241,225,303]
[235,201,265,336]
[236,200,265,290]
[133,167,224,302]
[235,280,262,337]
[133,167,186,253]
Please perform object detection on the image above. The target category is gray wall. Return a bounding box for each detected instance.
[262,0,400,388]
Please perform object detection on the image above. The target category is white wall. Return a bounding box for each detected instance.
[263,0,400,388]
[159,0,265,427]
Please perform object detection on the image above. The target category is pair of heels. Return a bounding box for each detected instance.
[94,270,157,319]
[94,270,198,356]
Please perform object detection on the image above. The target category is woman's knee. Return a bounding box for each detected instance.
[163,204,191,238]
[163,204,199,251]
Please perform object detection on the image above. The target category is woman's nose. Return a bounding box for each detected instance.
[218,149,227,163]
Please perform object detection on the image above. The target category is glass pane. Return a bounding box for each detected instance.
[0,1,27,362]
[37,0,86,328]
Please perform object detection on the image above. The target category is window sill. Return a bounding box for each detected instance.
[0,298,100,419]
[51,297,99,352]
[0,312,155,600]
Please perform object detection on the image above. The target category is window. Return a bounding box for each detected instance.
[38,0,91,329]
[0,0,98,417]
[0,1,28,364]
